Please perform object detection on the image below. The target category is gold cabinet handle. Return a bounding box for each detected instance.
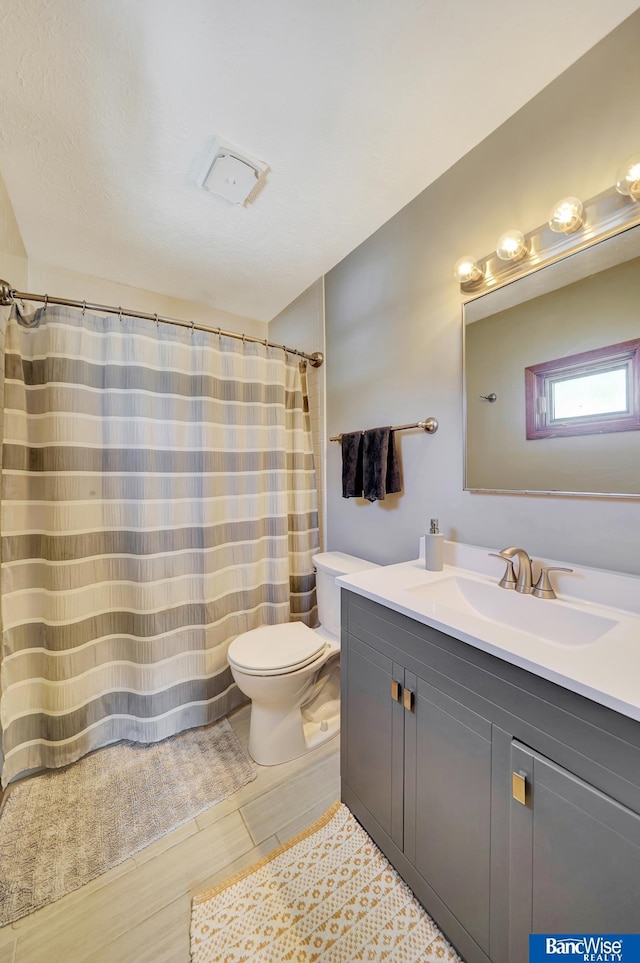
[512,770,527,805]
[403,688,414,712]
[391,679,402,703]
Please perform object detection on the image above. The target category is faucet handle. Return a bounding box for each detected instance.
[532,566,573,600]
[488,552,518,591]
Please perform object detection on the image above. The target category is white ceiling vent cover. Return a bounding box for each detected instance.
[198,138,268,206]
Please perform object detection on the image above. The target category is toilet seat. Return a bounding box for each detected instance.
[228,622,327,676]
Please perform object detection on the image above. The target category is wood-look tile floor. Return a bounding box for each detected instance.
[0,705,340,963]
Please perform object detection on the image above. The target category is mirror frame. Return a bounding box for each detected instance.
[463,210,640,499]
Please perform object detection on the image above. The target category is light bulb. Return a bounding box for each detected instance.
[454,255,483,285]
[615,155,640,201]
[548,196,584,234]
[496,230,528,262]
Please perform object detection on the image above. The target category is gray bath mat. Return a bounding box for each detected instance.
[0,718,255,926]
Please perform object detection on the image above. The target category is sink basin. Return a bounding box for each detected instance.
[405,576,617,646]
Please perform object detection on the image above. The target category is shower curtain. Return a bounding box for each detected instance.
[0,304,319,787]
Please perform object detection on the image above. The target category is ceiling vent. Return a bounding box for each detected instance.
[198,138,268,206]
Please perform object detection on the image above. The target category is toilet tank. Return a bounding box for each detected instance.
[312,552,379,639]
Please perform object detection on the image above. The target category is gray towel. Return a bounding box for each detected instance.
[363,427,402,502]
[341,431,364,498]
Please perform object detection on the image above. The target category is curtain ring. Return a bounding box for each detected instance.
[191,320,195,334]
[118,306,123,322]
[82,300,87,316]
[154,313,159,326]
[43,294,48,313]
[217,327,222,339]
[242,333,246,344]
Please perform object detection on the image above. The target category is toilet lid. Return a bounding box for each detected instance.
[228,622,326,674]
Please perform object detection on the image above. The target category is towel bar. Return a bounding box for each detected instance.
[329,417,438,442]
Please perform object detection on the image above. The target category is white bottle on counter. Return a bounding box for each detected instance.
[425,518,444,571]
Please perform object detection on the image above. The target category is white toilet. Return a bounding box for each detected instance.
[227,551,378,766]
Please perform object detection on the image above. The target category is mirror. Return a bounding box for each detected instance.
[464,222,640,497]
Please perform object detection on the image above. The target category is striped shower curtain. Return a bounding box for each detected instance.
[0,304,319,787]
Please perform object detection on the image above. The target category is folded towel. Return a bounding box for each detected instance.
[341,431,364,498]
[363,427,402,502]
[386,430,402,495]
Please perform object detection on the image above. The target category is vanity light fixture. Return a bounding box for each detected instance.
[455,159,640,293]
[615,154,640,201]
[496,229,528,262]
[453,255,483,285]
[548,196,584,234]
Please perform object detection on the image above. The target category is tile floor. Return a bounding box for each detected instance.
[0,705,340,963]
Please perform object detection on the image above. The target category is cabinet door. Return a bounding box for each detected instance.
[404,673,492,953]
[509,740,640,962]
[342,634,404,846]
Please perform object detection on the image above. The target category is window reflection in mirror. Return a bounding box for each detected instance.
[464,224,640,496]
[524,338,640,440]
[553,369,627,420]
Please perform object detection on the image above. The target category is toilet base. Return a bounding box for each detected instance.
[248,702,340,766]
[302,712,340,752]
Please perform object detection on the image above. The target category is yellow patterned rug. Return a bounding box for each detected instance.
[191,801,463,962]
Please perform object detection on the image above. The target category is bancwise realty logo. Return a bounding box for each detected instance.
[530,935,640,962]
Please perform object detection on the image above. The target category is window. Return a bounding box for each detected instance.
[525,339,640,440]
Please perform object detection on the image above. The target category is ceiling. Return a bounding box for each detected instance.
[0,1,638,323]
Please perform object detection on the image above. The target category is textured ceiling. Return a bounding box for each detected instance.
[0,1,638,322]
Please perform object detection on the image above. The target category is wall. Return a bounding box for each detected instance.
[27,260,265,338]
[1,158,265,338]
[325,10,640,576]
[0,166,28,290]
[269,279,326,547]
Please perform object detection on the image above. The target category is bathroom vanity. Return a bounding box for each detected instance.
[338,545,640,963]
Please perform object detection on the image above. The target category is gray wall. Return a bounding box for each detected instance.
[270,279,326,547]
[0,162,265,340]
[0,164,28,289]
[325,11,640,575]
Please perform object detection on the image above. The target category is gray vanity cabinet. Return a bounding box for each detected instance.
[341,591,494,963]
[404,674,492,953]
[508,741,640,961]
[342,634,404,847]
[341,588,640,963]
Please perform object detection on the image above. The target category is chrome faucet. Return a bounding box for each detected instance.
[491,546,533,594]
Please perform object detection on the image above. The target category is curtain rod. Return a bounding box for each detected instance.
[0,280,324,368]
[329,417,438,442]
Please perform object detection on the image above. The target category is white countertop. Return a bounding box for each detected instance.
[337,542,640,723]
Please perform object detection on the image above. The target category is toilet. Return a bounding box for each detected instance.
[227,551,379,766]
